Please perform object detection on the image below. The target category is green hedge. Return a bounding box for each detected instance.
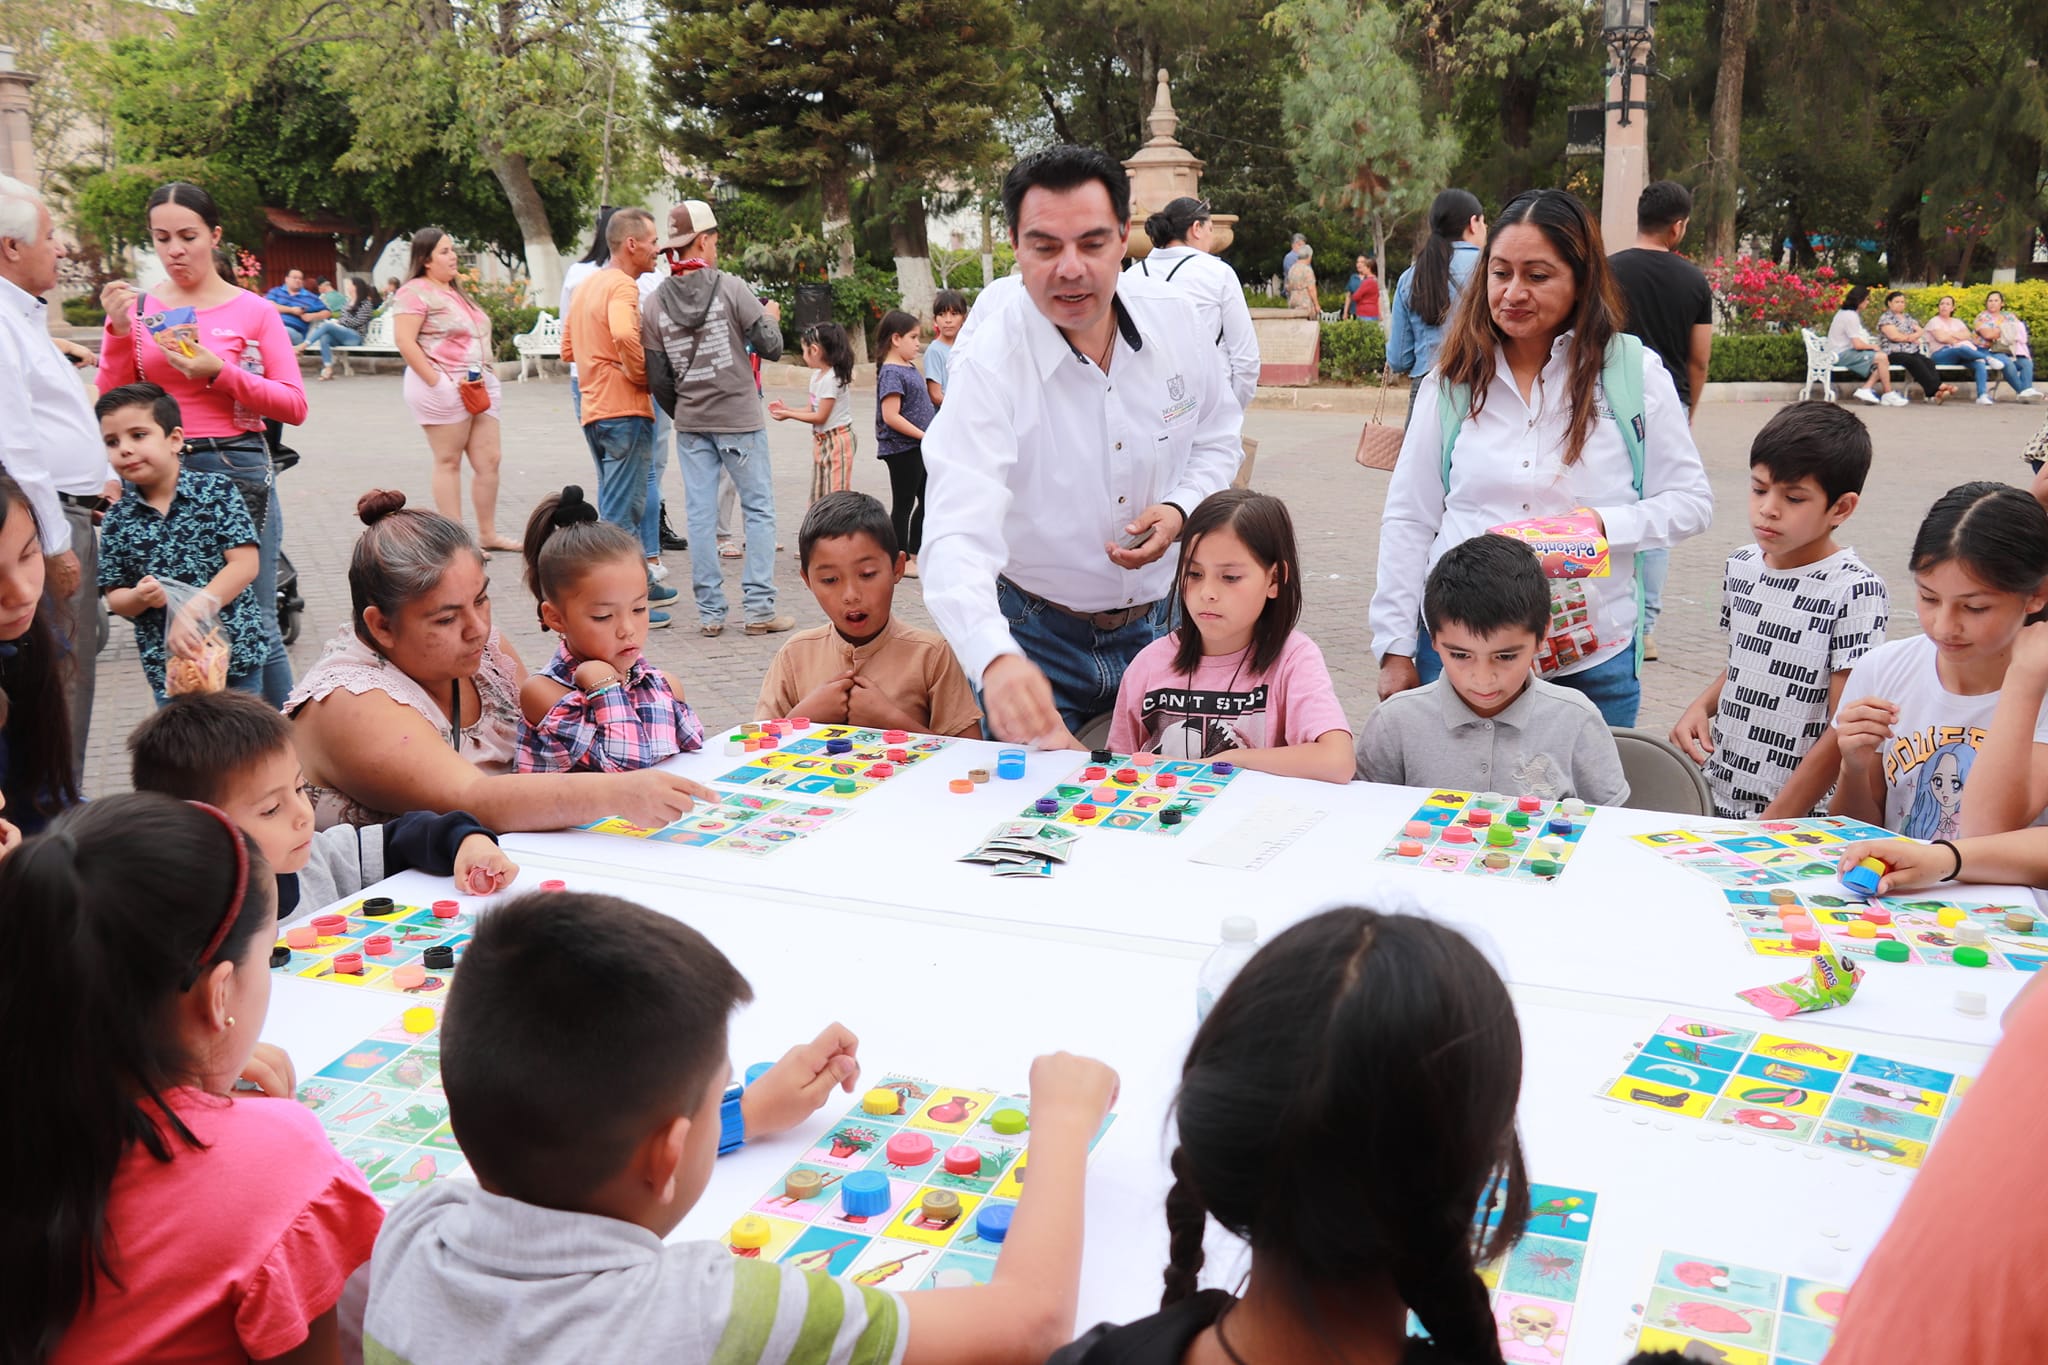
[1896,280,2048,348]
[1318,320,1387,382]
[62,296,105,328]
[1707,333,1807,383]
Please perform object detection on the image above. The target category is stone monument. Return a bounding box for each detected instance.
[0,47,38,188]
[1121,69,1237,258]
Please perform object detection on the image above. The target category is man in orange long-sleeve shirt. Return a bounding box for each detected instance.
[561,206,676,623]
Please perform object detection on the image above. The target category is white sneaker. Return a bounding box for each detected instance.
[2025,388,2045,400]
[647,560,670,582]
[1977,394,1996,405]
[1854,387,1880,404]
[1989,356,2006,371]
[1880,391,1908,406]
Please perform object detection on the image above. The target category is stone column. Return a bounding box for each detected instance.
[0,47,38,189]
[1600,63,1647,249]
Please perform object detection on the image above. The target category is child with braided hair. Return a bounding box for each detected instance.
[1049,907,1531,1365]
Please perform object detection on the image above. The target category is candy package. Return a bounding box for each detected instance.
[142,306,201,359]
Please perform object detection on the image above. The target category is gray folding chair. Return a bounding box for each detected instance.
[1611,727,1714,816]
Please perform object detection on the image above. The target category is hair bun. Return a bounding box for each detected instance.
[552,486,600,528]
[357,489,408,525]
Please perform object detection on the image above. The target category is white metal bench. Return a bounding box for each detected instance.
[333,312,402,377]
[514,311,563,381]
[1799,328,1839,402]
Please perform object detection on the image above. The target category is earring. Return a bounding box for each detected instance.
[225,1016,236,1029]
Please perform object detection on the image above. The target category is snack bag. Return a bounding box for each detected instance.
[142,306,201,360]
[1491,509,1610,678]
[160,578,230,696]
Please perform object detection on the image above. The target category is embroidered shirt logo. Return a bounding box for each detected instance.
[1167,373,1186,402]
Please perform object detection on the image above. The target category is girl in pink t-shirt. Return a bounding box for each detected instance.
[1109,489,1354,782]
[0,794,382,1364]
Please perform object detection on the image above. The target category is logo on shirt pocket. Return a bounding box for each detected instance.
[1168,373,1186,401]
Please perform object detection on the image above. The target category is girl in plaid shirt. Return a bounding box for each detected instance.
[516,486,704,772]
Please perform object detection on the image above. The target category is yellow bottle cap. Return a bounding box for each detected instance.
[402,1006,437,1035]
[729,1215,772,1250]
[862,1087,900,1115]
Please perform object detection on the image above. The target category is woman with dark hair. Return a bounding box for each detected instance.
[1976,290,2041,399]
[1827,284,1902,406]
[297,274,379,381]
[285,489,714,831]
[1877,291,1955,403]
[1369,188,1712,727]
[96,181,304,706]
[0,473,79,847]
[392,227,518,551]
[1344,254,1380,321]
[1388,188,1487,409]
[1135,196,1260,411]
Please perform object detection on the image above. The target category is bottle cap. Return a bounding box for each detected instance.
[270,944,292,968]
[1546,817,1575,836]
[1075,803,1098,819]
[1035,797,1060,815]
[363,933,394,956]
[1082,766,1107,782]
[862,1087,901,1115]
[1769,889,1799,905]
[885,1131,935,1166]
[358,897,397,917]
[1486,824,1515,847]
[1441,824,1475,844]
[1090,749,1114,764]
[539,879,566,893]
[394,963,428,988]
[1529,858,1562,878]
[949,779,974,794]
[1211,761,1235,775]
[785,1169,824,1200]
[975,1202,1014,1243]
[944,1144,983,1175]
[870,762,896,778]
[403,1006,437,1034]
[1114,768,1139,784]
[1221,915,1257,942]
[332,951,365,975]
[919,1189,962,1223]
[2007,912,2038,933]
[286,925,319,949]
[840,1170,892,1216]
[729,1215,773,1250]
[312,913,347,936]
[1517,795,1543,811]
[1954,945,1990,968]
[988,1108,1028,1135]
[826,738,853,755]
[1158,807,1182,826]
[790,716,811,729]
[1875,940,1911,962]
[835,778,859,794]
[422,945,456,970]
[883,730,911,744]
[433,900,460,919]
[1955,989,1988,1016]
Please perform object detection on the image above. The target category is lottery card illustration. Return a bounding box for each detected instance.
[1480,1183,1601,1364]
[1721,884,2046,972]
[724,1073,1115,1289]
[270,895,473,994]
[1021,755,1241,835]
[1627,1250,1846,1364]
[1377,789,1595,882]
[714,723,955,799]
[1598,1013,1972,1169]
[579,790,853,856]
[296,1010,470,1206]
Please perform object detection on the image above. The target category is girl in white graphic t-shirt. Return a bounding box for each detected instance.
[1833,482,2048,839]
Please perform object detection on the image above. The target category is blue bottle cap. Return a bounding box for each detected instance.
[1545,817,1574,836]
[744,1062,773,1086]
[825,738,854,755]
[840,1170,892,1217]
[975,1202,1014,1244]
[998,748,1027,762]
[1211,761,1235,775]
[1034,797,1060,815]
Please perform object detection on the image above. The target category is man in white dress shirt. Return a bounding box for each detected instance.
[922,146,1244,744]
[0,175,117,767]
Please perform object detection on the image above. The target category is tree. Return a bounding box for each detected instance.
[1703,0,1757,260]
[1266,0,1459,284]
[202,0,643,301]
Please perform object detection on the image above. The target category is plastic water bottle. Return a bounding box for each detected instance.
[467,364,482,383]
[1196,916,1260,1021]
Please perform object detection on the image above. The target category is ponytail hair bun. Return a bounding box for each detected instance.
[523,485,642,625]
[1145,197,1210,248]
[357,488,409,525]
[551,485,600,529]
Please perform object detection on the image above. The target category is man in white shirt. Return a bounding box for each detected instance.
[0,174,117,768]
[922,146,1244,743]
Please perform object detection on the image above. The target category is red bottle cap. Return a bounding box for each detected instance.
[539,879,566,893]
[363,934,394,956]
[886,1131,935,1166]
[312,914,346,936]
[332,952,365,975]
[433,900,460,919]
[943,1144,982,1175]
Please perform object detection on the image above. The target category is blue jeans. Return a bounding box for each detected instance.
[180,438,292,707]
[996,578,1174,733]
[581,416,654,544]
[1414,626,1640,727]
[1931,345,1993,397]
[302,320,361,366]
[1638,548,1669,634]
[1997,354,2036,394]
[645,408,673,559]
[677,428,777,623]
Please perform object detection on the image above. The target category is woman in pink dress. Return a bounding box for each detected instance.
[391,228,518,551]
[97,181,306,706]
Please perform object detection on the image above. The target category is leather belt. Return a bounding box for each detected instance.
[1000,576,1158,632]
[57,491,105,509]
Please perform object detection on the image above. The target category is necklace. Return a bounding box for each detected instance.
[1213,1303,1253,1365]
[1095,325,1117,373]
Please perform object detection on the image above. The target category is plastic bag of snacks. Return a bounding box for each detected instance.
[142,305,201,360]
[160,578,230,696]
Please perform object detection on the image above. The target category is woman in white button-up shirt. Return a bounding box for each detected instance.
[1133,197,1261,411]
[1369,188,1712,727]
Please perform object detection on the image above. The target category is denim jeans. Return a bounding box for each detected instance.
[995,578,1174,734]
[644,408,671,559]
[1997,354,2036,394]
[581,415,654,544]
[1931,345,1993,397]
[180,438,292,707]
[1413,625,1640,727]
[302,320,362,366]
[676,427,778,623]
[1638,548,1669,634]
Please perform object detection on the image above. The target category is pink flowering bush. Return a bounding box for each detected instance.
[1704,256,1841,334]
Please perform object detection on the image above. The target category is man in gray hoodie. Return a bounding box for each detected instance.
[643,200,793,637]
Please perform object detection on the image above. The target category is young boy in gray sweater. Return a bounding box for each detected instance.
[128,691,516,922]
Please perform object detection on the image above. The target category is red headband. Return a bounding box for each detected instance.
[184,801,250,985]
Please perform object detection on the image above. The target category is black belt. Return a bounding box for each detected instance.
[182,434,269,450]
[1000,576,1159,632]
[57,491,105,510]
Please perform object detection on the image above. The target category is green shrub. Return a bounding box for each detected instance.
[62,296,105,328]
[1243,288,1288,309]
[1707,333,1807,383]
[1898,281,2048,350]
[1318,320,1387,382]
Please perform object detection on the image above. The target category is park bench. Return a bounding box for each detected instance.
[1800,327,1994,402]
[513,311,563,381]
[332,312,403,377]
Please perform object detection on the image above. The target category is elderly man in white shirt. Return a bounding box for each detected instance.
[922,147,1244,745]
[0,174,117,768]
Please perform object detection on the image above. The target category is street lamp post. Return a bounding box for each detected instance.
[1599,0,1657,249]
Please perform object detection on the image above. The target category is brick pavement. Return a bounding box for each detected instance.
[79,375,2048,796]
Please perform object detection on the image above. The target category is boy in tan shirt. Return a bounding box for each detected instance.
[757,492,983,737]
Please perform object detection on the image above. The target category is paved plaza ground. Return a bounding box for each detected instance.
[76,371,2048,796]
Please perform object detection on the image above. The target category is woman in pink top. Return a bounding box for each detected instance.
[0,794,383,1364]
[392,228,518,551]
[98,182,306,705]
